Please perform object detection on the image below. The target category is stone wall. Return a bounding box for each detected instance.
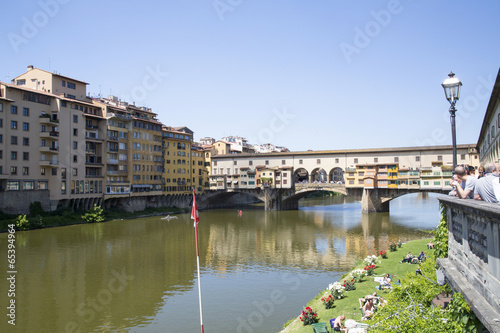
[0,190,51,215]
[437,196,500,333]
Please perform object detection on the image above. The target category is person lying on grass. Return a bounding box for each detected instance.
[358,292,384,308]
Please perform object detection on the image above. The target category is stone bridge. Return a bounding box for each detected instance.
[197,183,449,212]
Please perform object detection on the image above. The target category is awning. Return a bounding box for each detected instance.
[132,184,152,188]
[232,181,238,184]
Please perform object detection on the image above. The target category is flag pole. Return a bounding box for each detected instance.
[191,189,204,333]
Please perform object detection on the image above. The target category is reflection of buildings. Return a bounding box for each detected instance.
[11,219,198,333]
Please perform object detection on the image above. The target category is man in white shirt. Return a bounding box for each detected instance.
[474,163,500,203]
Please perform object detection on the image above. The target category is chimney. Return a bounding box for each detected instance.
[27,65,34,71]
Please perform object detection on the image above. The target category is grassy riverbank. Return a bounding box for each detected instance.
[279,237,484,332]
[0,205,187,232]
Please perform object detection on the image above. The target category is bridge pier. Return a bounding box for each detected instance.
[263,188,298,211]
[361,188,390,213]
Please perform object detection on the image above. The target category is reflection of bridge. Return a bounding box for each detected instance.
[201,183,448,212]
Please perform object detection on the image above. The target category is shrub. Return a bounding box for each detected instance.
[321,295,335,309]
[82,204,104,223]
[299,307,319,325]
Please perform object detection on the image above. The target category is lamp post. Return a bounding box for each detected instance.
[442,72,462,172]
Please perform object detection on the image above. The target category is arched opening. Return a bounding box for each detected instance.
[329,167,344,183]
[294,168,309,183]
[311,168,327,183]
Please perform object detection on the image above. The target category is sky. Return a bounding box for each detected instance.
[1,0,499,152]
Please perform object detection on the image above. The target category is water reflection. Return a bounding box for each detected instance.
[0,193,441,333]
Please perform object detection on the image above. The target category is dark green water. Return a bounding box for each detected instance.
[0,193,441,333]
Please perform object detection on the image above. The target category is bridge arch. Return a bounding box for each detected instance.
[329,167,344,183]
[311,168,327,183]
[294,168,309,183]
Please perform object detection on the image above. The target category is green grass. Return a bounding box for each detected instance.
[280,238,432,333]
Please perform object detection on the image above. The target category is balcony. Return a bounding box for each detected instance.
[86,156,103,165]
[107,159,119,164]
[40,159,58,166]
[108,136,118,141]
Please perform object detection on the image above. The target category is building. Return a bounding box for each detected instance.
[477,68,500,165]
[0,66,213,214]
[0,66,104,212]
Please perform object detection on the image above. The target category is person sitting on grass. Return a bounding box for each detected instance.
[400,252,413,263]
[333,314,349,332]
[362,299,375,320]
[427,242,434,249]
[378,274,392,289]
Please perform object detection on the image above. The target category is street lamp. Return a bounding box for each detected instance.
[442,72,462,171]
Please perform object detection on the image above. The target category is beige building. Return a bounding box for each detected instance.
[0,66,104,211]
[477,68,500,165]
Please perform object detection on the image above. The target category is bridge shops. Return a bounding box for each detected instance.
[210,144,477,193]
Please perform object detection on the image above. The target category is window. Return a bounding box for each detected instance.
[73,168,77,176]
[11,120,18,129]
[41,168,46,176]
[0,103,3,112]
[265,160,269,165]
[11,151,17,160]
[415,156,420,162]
[354,158,358,164]
[10,166,17,175]
[23,108,29,116]
[73,155,78,163]
[7,181,19,190]
[61,181,66,194]
[374,158,378,163]
[437,155,443,161]
[62,80,66,87]
[23,152,29,161]
[22,167,29,176]
[282,160,286,165]
[23,122,29,131]
[73,128,78,136]
[23,181,34,190]
[23,137,29,146]
[38,181,48,190]
[317,159,321,164]
[73,141,77,149]
[73,115,78,123]
[11,105,17,114]
[67,82,76,89]
[61,100,67,107]
[335,158,339,163]
[0,119,2,128]
[394,157,399,162]
[249,161,253,166]
[52,168,57,176]
[460,154,466,160]
[11,136,17,145]
[234,161,237,165]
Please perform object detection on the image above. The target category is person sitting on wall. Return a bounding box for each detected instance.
[474,163,500,203]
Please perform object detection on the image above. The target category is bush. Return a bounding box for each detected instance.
[29,201,44,216]
[82,204,104,223]
[15,215,29,231]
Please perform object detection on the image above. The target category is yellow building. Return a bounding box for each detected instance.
[162,126,194,194]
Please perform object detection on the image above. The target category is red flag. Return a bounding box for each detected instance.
[191,190,199,227]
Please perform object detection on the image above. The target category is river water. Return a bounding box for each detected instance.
[0,193,442,333]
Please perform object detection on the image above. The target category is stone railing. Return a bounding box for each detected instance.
[437,196,500,333]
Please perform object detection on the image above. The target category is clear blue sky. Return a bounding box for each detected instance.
[1,0,499,151]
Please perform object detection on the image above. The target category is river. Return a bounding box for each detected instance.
[0,193,442,333]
